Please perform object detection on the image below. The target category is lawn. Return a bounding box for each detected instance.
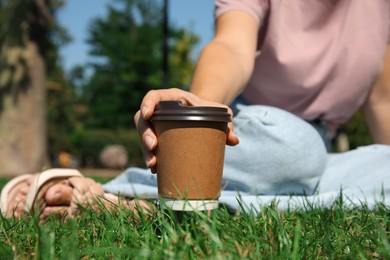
[0,177,389,259]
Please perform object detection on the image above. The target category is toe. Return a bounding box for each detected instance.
[2,175,35,218]
[40,206,69,220]
[45,183,73,206]
[69,177,104,205]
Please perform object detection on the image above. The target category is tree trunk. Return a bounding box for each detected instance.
[0,42,47,176]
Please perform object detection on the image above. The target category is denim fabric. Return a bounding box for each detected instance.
[307,119,332,151]
[222,104,327,195]
[102,105,390,213]
[230,96,332,150]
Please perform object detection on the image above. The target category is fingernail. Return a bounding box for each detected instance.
[145,154,154,167]
[144,136,155,149]
[142,107,149,118]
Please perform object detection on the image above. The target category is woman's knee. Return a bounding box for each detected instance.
[223,105,327,195]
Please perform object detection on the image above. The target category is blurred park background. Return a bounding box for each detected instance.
[0,0,373,177]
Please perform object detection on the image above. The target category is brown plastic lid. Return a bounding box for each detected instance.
[151,101,231,122]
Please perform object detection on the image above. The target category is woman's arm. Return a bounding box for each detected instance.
[134,10,260,171]
[363,44,390,144]
[190,11,259,104]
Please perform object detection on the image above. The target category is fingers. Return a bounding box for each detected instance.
[224,106,240,146]
[135,88,197,171]
[135,88,240,171]
[134,110,157,171]
[139,88,193,120]
[226,121,240,146]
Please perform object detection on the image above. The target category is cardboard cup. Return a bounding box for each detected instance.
[151,101,230,211]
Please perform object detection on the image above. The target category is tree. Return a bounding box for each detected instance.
[169,30,199,91]
[79,0,198,129]
[0,0,69,175]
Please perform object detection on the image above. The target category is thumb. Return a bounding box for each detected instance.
[226,122,239,146]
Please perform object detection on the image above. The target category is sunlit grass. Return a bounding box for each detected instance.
[0,178,389,258]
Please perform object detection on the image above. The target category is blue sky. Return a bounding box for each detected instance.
[58,0,215,72]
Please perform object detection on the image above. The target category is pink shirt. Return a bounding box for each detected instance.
[215,0,390,133]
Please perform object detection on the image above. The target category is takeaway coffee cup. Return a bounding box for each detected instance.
[151,101,231,211]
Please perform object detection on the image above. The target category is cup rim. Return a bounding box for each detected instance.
[151,101,231,122]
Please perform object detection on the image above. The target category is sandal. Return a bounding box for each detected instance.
[1,169,83,218]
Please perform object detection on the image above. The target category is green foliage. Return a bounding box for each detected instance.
[0,196,389,258]
[0,0,69,93]
[79,0,199,129]
[68,127,144,168]
[44,1,78,163]
[0,0,30,103]
[0,0,76,161]
[0,0,199,164]
[46,75,80,160]
[169,30,199,90]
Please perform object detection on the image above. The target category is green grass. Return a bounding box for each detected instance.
[0,179,389,259]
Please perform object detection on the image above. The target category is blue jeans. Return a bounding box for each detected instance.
[230,96,332,150]
[103,103,390,212]
[223,103,327,195]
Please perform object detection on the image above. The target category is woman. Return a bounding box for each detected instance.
[2,0,390,219]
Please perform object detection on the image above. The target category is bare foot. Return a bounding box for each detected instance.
[1,172,154,220]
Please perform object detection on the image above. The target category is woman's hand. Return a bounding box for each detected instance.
[134,88,239,173]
